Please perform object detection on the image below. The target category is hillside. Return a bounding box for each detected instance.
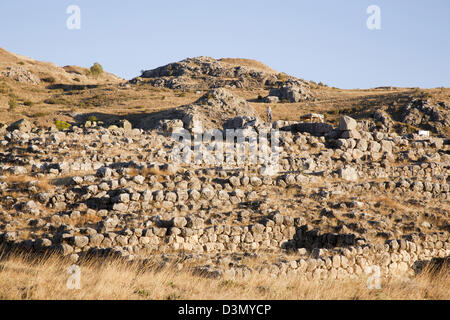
[0,48,448,300]
[1,49,449,136]
[0,48,122,85]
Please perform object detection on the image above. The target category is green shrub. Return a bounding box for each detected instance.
[87,116,98,122]
[44,97,67,105]
[54,120,71,131]
[8,98,18,111]
[29,112,48,118]
[24,100,34,107]
[89,62,104,78]
[73,77,81,82]
[0,82,11,94]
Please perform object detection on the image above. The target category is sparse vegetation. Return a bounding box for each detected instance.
[0,252,447,300]
[89,62,104,78]
[54,120,71,131]
[87,115,99,122]
[42,76,56,84]
[8,98,18,111]
[28,112,49,118]
[23,100,34,107]
[0,81,12,94]
[0,48,449,303]
[43,97,68,105]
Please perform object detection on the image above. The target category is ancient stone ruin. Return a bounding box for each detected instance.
[139,88,262,131]
[0,107,448,281]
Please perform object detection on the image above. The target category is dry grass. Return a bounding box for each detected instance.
[3,174,53,192]
[218,58,277,74]
[0,251,448,300]
[69,211,103,226]
[368,195,410,212]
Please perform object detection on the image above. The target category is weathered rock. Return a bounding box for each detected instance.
[291,123,333,135]
[2,66,40,84]
[7,119,32,133]
[338,167,358,182]
[172,217,188,228]
[264,96,280,103]
[339,116,358,131]
[72,236,89,248]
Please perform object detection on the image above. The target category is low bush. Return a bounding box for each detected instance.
[8,98,18,111]
[89,62,104,78]
[54,120,71,131]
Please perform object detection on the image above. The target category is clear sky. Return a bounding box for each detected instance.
[0,0,448,89]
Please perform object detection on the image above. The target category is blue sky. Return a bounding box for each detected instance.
[0,0,448,89]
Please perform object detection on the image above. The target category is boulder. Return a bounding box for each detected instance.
[264,96,279,103]
[72,236,89,248]
[268,80,313,102]
[341,130,361,139]
[97,167,112,178]
[161,119,184,133]
[172,217,188,228]
[223,116,260,130]
[291,123,333,135]
[339,116,358,131]
[118,119,132,131]
[338,167,358,182]
[7,119,32,133]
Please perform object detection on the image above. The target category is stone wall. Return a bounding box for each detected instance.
[1,212,448,280]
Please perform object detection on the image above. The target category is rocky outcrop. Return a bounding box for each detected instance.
[139,88,261,131]
[400,99,450,136]
[1,66,40,85]
[135,56,288,90]
[266,80,314,102]
[133,56,314,94]
[7,118,32,133]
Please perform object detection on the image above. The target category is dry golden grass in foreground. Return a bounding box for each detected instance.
[0,251,448,300]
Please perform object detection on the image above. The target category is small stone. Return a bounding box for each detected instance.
[72,235,89,248]
[172,217,187,228]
